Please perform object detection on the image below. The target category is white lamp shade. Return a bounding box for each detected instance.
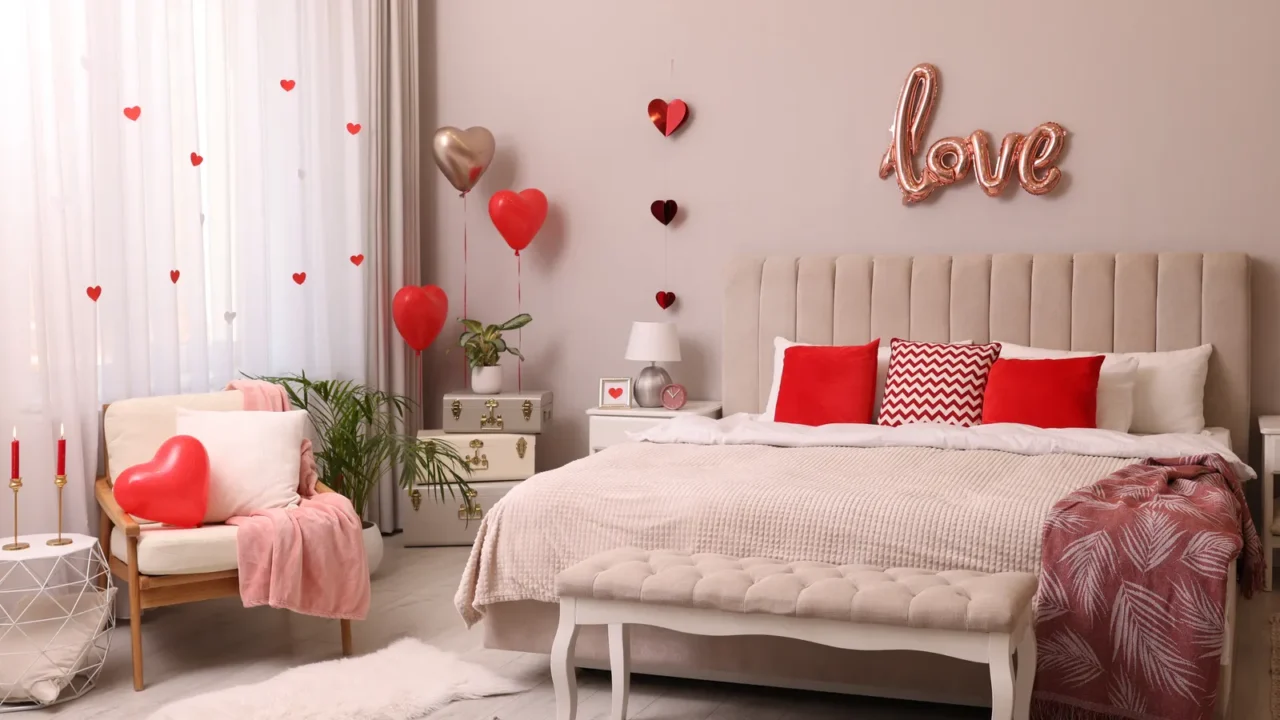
[625,322,681,363]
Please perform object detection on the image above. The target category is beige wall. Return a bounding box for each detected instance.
[421,0,1280,470]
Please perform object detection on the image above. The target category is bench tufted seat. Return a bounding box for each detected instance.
[555,547,1037,634]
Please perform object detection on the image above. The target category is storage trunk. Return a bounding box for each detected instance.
[442,391,552,434]
[417,429,536,482]
[401,479,518,547]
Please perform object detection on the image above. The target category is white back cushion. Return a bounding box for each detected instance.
[104,391,244,483]
[175,409,306,523]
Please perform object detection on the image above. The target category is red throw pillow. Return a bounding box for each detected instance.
[774,340,880,426]
[982,356,1105,429]
[878,338,1002,427]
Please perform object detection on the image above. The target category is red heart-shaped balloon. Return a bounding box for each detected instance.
[489,189,548,256]
[393,285,448,356]
[292,272,307,285]
[190,151,204,167]
[114,435,210,528]
[280,79,296,92]
[650,200,678,226]
[123,106,142,121]
[648,99,689,137]
[655,291,676,310]
[350,254,364,267]
[86,286,102,302]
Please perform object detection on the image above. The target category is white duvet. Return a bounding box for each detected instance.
[455,415,1246,625]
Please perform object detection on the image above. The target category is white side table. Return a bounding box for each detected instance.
[1261,417,1280,590]
[0,534,114,710]
[586,401,722,454]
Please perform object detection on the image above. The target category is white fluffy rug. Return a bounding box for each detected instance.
[149,638,525,720]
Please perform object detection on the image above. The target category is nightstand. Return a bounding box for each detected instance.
[586,401,722,454]
[1261,416,1280,590]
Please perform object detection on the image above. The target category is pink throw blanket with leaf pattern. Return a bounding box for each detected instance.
[1032,454,1262,720]
[224,380,370,620]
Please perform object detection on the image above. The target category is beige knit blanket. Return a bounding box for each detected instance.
[455,440,1136,625]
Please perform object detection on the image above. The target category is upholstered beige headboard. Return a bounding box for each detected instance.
[723,253,1250,456]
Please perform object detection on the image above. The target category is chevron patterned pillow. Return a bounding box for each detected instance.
[877,339,1002,427]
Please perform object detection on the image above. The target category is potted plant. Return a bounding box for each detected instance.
[457,313,532,394]
[259,372,472,574]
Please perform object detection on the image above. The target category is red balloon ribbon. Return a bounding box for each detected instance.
[462,194,469,385]
[393,285,448,356]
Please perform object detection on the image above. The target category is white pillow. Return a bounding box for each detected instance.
[174,409,306,523]
[762,337,969,421]
[997,342,1211,434]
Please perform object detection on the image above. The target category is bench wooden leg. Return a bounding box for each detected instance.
[1013,628,1036,720]
[988,632,1014,720]
[551,599,580,720]
[608,623,630,719]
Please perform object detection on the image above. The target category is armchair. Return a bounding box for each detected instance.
[95,391,352,691]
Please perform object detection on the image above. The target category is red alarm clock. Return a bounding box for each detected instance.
[660,384,688,410]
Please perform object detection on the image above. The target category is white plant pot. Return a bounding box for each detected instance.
[362,521,384,576]
[471,365,503,394]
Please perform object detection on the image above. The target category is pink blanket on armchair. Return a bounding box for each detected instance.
[224,380,370,620]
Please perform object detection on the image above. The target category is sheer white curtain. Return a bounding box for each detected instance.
[0,0,371,536]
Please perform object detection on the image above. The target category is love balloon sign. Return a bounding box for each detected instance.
[879,64,1068,205]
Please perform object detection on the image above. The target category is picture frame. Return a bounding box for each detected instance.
[598,377,633,409]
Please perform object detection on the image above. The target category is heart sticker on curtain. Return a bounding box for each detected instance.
[170,270,180,284]
[123,106,141,121]
[292,272,307,285]
[190,152,204,167]
[655,291,676,310]
[648,99,689,137]
[280,79,296,91]
[86,286,102,302]
[346,123,362,135]
[224,311,236,323]
[350,254,364,267]
[650,200,678,225]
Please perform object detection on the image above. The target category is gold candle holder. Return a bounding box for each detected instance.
[47,475,71,546]
[3,477,28,551]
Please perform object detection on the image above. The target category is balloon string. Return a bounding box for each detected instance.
[462,193,468,386]
[517,253,523,393]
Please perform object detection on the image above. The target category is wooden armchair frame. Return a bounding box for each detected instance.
[96,405,353,691]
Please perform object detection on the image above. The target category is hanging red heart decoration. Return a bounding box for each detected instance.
[114,435,210,528]
[170,270,180,284]
[655,291,676,310]
[190,152,204,167]
[650,200,678,225]
[488,189,548,256]
[346,122,362,135]
[350,254,365,267]
[292,272,307,285]
[648,99,689,137]
[280,79,296,92]
[392,285,448,356]
[86,286,102,302]
[123,106,142,121]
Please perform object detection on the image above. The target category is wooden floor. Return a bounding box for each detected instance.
[30,537,1279,719]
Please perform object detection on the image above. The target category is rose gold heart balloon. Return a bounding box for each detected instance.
[431,126,496,195]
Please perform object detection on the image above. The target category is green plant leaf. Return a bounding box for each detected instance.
[506,346,525,361]
[500,313,532,331]
[458,318,484,335]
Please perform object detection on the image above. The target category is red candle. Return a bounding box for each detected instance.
[56,424,66,476]
[10,427,17,479]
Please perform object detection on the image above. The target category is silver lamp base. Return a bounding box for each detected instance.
[634,364,673,408]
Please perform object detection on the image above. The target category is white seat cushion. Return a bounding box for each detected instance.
[110,523,239,575]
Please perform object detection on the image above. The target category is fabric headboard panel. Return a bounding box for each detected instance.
[722,253,1251,456]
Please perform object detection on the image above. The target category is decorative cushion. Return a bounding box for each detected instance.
[774,340,880,426]
[996,343,1139,432]
[110,524,239,575]
[104,391,244,483]
[877,339,1002,427]
[556,548,1037,633]
[174,409,305,523]
[982,356,1105,429]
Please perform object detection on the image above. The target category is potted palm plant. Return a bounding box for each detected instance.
[458,313,532,394]
[259,372,472,574]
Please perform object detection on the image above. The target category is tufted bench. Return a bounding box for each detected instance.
[551,548,1037,720]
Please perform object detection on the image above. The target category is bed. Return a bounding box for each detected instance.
[457,252,1251,710]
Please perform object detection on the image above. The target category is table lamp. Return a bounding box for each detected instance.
[626,322,681,408]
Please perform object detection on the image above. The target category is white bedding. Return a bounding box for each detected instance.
[455,416,1246,625]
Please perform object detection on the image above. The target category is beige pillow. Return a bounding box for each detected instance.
[175,409,305,523]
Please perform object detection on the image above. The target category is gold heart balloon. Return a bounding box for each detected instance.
[431,126,496,195]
